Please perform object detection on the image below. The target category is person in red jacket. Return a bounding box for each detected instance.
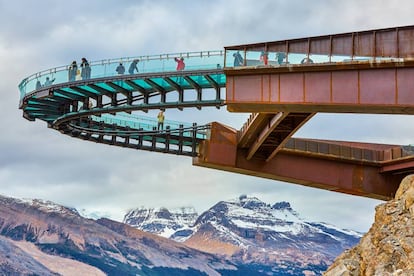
[174,57,185,71]
[260,51,269,65]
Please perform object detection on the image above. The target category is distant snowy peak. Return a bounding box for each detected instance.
[196,195,302,228]
[16,197,79,216]
[123,206,198,240]
[229,194,267,208]
[124,206,197,225]
[123,195,363,269]
[227,195,296,213]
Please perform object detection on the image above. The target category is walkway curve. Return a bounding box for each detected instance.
[19,51,226,156]
[18,47,404,157]
[18,25,414,200]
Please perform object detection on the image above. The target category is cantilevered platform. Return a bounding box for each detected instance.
[18,25,414,200]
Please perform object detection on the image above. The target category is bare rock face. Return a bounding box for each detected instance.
[324,175,414,275]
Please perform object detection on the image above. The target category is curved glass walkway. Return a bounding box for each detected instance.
[19,50,227,156]
[18,47,401,156]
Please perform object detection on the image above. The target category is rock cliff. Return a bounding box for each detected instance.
[325,175,414,275]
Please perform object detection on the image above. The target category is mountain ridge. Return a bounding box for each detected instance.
[0,194,259,275]
[124,195,362,274]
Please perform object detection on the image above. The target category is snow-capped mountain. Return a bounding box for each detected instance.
[124,195,363,275]
[123,206,198,241]
[0,194,259,275]
[188,195,361,256]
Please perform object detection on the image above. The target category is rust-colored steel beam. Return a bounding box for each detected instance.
[238,111,315,162]
[194,122,411,200]
[238,113,271,147]
[226,62,414,114]
[214,25,414,199]
[244,112,314,161]
[245,112,286,160]
[225,25,414,59]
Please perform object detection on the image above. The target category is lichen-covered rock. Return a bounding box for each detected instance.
[324,175,414,276]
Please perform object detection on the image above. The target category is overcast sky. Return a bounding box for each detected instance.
[1,0,414,232]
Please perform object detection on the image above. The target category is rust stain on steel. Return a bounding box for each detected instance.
[352,166,365,192]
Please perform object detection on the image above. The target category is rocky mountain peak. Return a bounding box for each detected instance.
[0,195,77,217]
[0,195,241,275]
[325,174,414,275]
[194,195,301,227]
[272,201,292,210]
[123,206,198,240]
[236,194,268,209]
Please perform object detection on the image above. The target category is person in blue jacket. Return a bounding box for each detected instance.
[233,51,243,66]
[128,59,139,74]
[116,63,125,75]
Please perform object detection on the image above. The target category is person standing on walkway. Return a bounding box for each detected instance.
[80,57,91,79]
[128,59,139,74]
[44,77,55,86]
[157,110,165,131]
[260,51,269,65]
[233,51,243,66]
[116,63,125,75]
[276,52,286,65]
[68,61,77,81]
[174,57,185,71]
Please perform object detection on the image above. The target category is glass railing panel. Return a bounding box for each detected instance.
[308,54,330,64]
[226,50,337,67]
[225,50,244,67]
[224,48,406,67]
[90,113,207,139]
[179,54,223,71]
[19,50,224,100]
[330,55,354,63]
[286,53,306,65]
[244,51,263,66]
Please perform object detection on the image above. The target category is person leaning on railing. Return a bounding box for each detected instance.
[128,59,139,74]
[44,77,55,87]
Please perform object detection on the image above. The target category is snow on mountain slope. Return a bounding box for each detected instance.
[123,206,198,241]
[124,195,363,274]
[0,194,251,275]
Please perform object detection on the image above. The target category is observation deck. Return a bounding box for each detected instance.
[18,25,414,200]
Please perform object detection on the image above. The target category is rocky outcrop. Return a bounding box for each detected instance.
[325,175,414,275]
